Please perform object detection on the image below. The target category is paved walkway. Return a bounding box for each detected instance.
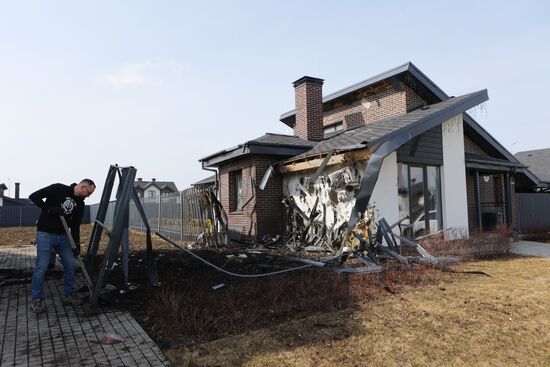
[0,246,171,367]
[511,240,550,258]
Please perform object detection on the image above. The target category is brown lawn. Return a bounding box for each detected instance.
[165,257,550,367]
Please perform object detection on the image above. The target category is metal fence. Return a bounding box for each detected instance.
[0,206,91,227]
[89,187,214,242]
[517,193,550,234]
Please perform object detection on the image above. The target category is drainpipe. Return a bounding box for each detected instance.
[201,161,218,195]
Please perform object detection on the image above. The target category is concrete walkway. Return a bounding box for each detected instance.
[0,246,171,367]
[511,240,550,258]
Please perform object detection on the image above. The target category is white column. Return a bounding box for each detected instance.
[441,114,469,238]
[371,152,399,225]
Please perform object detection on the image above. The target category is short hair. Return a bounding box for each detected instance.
[80,178,96,188]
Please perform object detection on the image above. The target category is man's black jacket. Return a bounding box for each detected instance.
[29,183,85,244]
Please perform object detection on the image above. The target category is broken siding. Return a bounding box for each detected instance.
[282,151,399,236]
[396,125,443,165]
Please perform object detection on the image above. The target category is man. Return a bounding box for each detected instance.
[29,179,96,313]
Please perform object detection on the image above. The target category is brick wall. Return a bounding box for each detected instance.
[294,77,324,141]
[322,85,426,130]
[218,155,286,239]
[464,135,489,156]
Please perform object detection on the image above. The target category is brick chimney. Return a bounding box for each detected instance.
[293,76,324,141]
[15,182,20,199]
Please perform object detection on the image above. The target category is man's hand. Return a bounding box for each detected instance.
[48,206,64,215]
[73,243,81,257]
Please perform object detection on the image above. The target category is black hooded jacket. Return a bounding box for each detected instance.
[29,183,85,244]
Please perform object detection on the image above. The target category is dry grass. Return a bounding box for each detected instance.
[165,257,550,367]
[147,265,449,347]
[0,224,176,251]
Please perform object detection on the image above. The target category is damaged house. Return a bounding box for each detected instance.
[199,62,537,245]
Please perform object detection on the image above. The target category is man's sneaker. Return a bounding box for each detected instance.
[31,299,45,313]
[63,293,82,306]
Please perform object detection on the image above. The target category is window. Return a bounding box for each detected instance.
[323,122,343,138]
[148,190,156,198]
[397,163,442,238]
[229,170,243,212]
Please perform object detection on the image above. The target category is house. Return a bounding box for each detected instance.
[514,148,550,192]
[200,62,536,241]
[134,178,178,198]
[0,182,34,207]
[191,175,217,189]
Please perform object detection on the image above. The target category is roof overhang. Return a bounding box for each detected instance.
[200,143,313,167]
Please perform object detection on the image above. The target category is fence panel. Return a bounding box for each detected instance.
[88,188,215,242]
[517,193,550,234]
[0,206,41,227]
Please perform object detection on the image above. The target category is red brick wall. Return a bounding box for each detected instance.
[322,85,426,130]
[218,155,286,239]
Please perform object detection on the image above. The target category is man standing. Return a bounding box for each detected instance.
[29,179,96,313]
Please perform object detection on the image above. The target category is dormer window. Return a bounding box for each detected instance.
[323,122,343,138]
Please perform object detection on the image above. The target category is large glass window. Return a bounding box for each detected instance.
[398,163,442,238]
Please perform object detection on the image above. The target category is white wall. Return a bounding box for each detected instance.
[370,152,399,225]
[441,114,469,238]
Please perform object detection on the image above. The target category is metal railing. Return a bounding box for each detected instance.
[89,187,215,242]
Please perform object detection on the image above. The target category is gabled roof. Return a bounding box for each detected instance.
[192,175,216,186]
[280,62,440,127]
[283,90,489,163]
[0,183,7,190]
[134,180,178,192]
[515,148,550,184]
[200,133,316,167]
[280,62,524,171]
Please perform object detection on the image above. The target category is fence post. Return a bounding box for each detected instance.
[158,194,161,233]
[180,191,184,241]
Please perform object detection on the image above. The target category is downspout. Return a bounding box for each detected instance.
[201,161,219,195]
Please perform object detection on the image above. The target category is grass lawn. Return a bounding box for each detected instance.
[165,257,550,367]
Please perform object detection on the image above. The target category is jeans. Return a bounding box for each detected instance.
[31,231,76,300]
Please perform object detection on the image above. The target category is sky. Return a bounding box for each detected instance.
[1,0,549,203]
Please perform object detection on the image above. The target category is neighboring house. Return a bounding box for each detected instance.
[0,183,7,206]
[134,178,178,198]
[192,175,217,189]
[514,148,550,191]
[200,62,536,240]
[0,182,33,207]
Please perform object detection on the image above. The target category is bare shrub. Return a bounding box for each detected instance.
[146,264,450,347]
[419,225,512,260]
[467,225,512,259]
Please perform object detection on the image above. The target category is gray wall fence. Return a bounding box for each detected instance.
[89,187,214,243]
[517,193,550,234]
[0,206,91,228]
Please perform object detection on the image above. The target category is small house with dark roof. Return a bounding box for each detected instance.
[134,178,179,198]
[200,62,535,240]
[515,148,550,191]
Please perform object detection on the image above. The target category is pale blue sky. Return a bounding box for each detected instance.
[1,1,549,202]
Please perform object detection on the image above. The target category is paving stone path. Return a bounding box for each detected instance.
[0,246,171,366]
